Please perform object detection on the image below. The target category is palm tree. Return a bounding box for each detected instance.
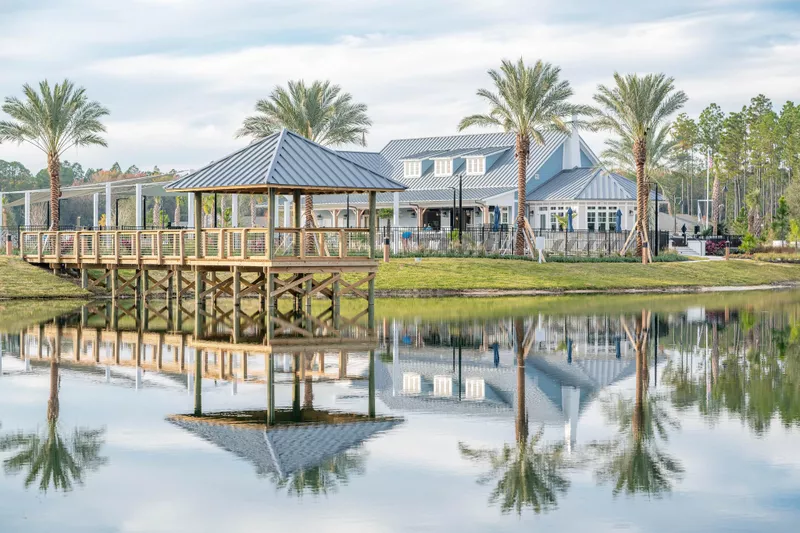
[590,74,687,258]
[0,333,106,492]
[276,448,367,497]
[174,195,185,226]
[236,80,372,230]
[459,318,570,515]
[591,313,683,496]
[0,80,109,229]
[458,59,590,256]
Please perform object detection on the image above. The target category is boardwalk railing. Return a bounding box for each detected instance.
[20,227,373,265]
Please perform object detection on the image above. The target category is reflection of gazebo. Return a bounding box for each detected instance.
[168,410,401,479]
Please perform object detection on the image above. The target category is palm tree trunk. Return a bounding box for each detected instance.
[48,153,60,229]
[250,196,257,227]
[48,360,60,423]
[633,138,648,258]
[633,316,645,443]
[174,203,181,226]
[305,194,316,254]
[514,318,527,444]
[153,197,162,228]
[514,134,530,256]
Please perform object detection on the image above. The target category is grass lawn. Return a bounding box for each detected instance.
[371,257,800,291]
[0,256,89,299]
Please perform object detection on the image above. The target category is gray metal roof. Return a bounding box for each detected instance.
[312,186,513,206]
[527,167,663,202]
[169,413,401,479]
[166,129,406,193]
[336,151,390,176]
[381,130,571,189]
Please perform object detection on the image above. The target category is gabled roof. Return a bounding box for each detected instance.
[166,129,406,194]
[528,167,663,202]
[169,412,401,479]
[380,131,569,189]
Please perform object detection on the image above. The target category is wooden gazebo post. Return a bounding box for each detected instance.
[368,191,377,328]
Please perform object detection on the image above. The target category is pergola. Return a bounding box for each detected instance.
[2,173,183,228]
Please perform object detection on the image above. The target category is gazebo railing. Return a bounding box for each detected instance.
[20,227,374,264]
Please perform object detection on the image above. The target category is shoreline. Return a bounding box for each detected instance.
[375,282,800,298]
[2,282,798,301]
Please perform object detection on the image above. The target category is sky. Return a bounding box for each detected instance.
[0,0,799,174]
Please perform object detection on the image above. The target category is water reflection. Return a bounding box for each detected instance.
[1,292,800,526]
[458,318,571,516]
[590,311,683,497]
[0,322,107,493]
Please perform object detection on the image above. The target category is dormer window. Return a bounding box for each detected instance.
[403,160,421,178]
[466,157,486,175]
[434,158,452,177]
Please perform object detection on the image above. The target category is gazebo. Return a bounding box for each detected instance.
[19,129,406,317]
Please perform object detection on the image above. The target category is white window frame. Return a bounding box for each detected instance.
[403,160,421,178]
[434,158,452,177]
[465,157,486,175]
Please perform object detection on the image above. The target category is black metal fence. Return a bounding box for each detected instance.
[381,225,671,256]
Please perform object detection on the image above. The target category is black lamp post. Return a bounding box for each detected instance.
[346,193,350,228]
[654,183,659,257]
[458,175,463,244]
[449,187,456,229]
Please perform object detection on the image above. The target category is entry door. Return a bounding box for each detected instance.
[540,214,546,229]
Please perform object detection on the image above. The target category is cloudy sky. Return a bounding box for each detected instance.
[1,0,799,173]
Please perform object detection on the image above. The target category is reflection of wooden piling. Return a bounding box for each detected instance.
[368,350,376,418]
[266,354,275,426]
[194,349,202,416]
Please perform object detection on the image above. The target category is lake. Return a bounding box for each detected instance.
[0,291,799,532]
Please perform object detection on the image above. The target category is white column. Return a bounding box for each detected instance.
[274,199,280,228]
[392,319,399,397]
[231,194,239,228]
[283,196,292,227]
[135,184,143,227]
[92,192,100,228]
[187,193,194,228]
[393,192,400,225]
[562,385,581,454]
[24,192,31,227]
[105,183,112,227]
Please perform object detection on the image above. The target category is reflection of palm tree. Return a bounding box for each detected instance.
[459,318,570,515]
[276,448,367,497]
[0,357,107,493]
[592,312,683,497]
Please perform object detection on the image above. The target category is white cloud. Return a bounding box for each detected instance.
[0,0,799,172]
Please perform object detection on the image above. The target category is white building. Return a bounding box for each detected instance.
[311,120,646,231]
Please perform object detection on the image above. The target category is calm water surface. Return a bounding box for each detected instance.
[1,292,799,532]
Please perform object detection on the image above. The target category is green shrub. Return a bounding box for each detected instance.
[739,233,758,254]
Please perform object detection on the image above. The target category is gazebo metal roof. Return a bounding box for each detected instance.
[166,129,407,194]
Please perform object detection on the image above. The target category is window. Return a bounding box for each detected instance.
[608,207,617,231]
[587,207,596,232]
[402,372,421,394]
[466,157,485,175]
[403,160,421,178]
[434,375,453,397]
[500,207,510,224]
[550,206,565,230]
[597,209,608,231]
[465,378,486,400]
[434,159,452,176]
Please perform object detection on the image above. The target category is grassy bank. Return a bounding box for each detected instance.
[0,256,89,299]
[371,257,800,292]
